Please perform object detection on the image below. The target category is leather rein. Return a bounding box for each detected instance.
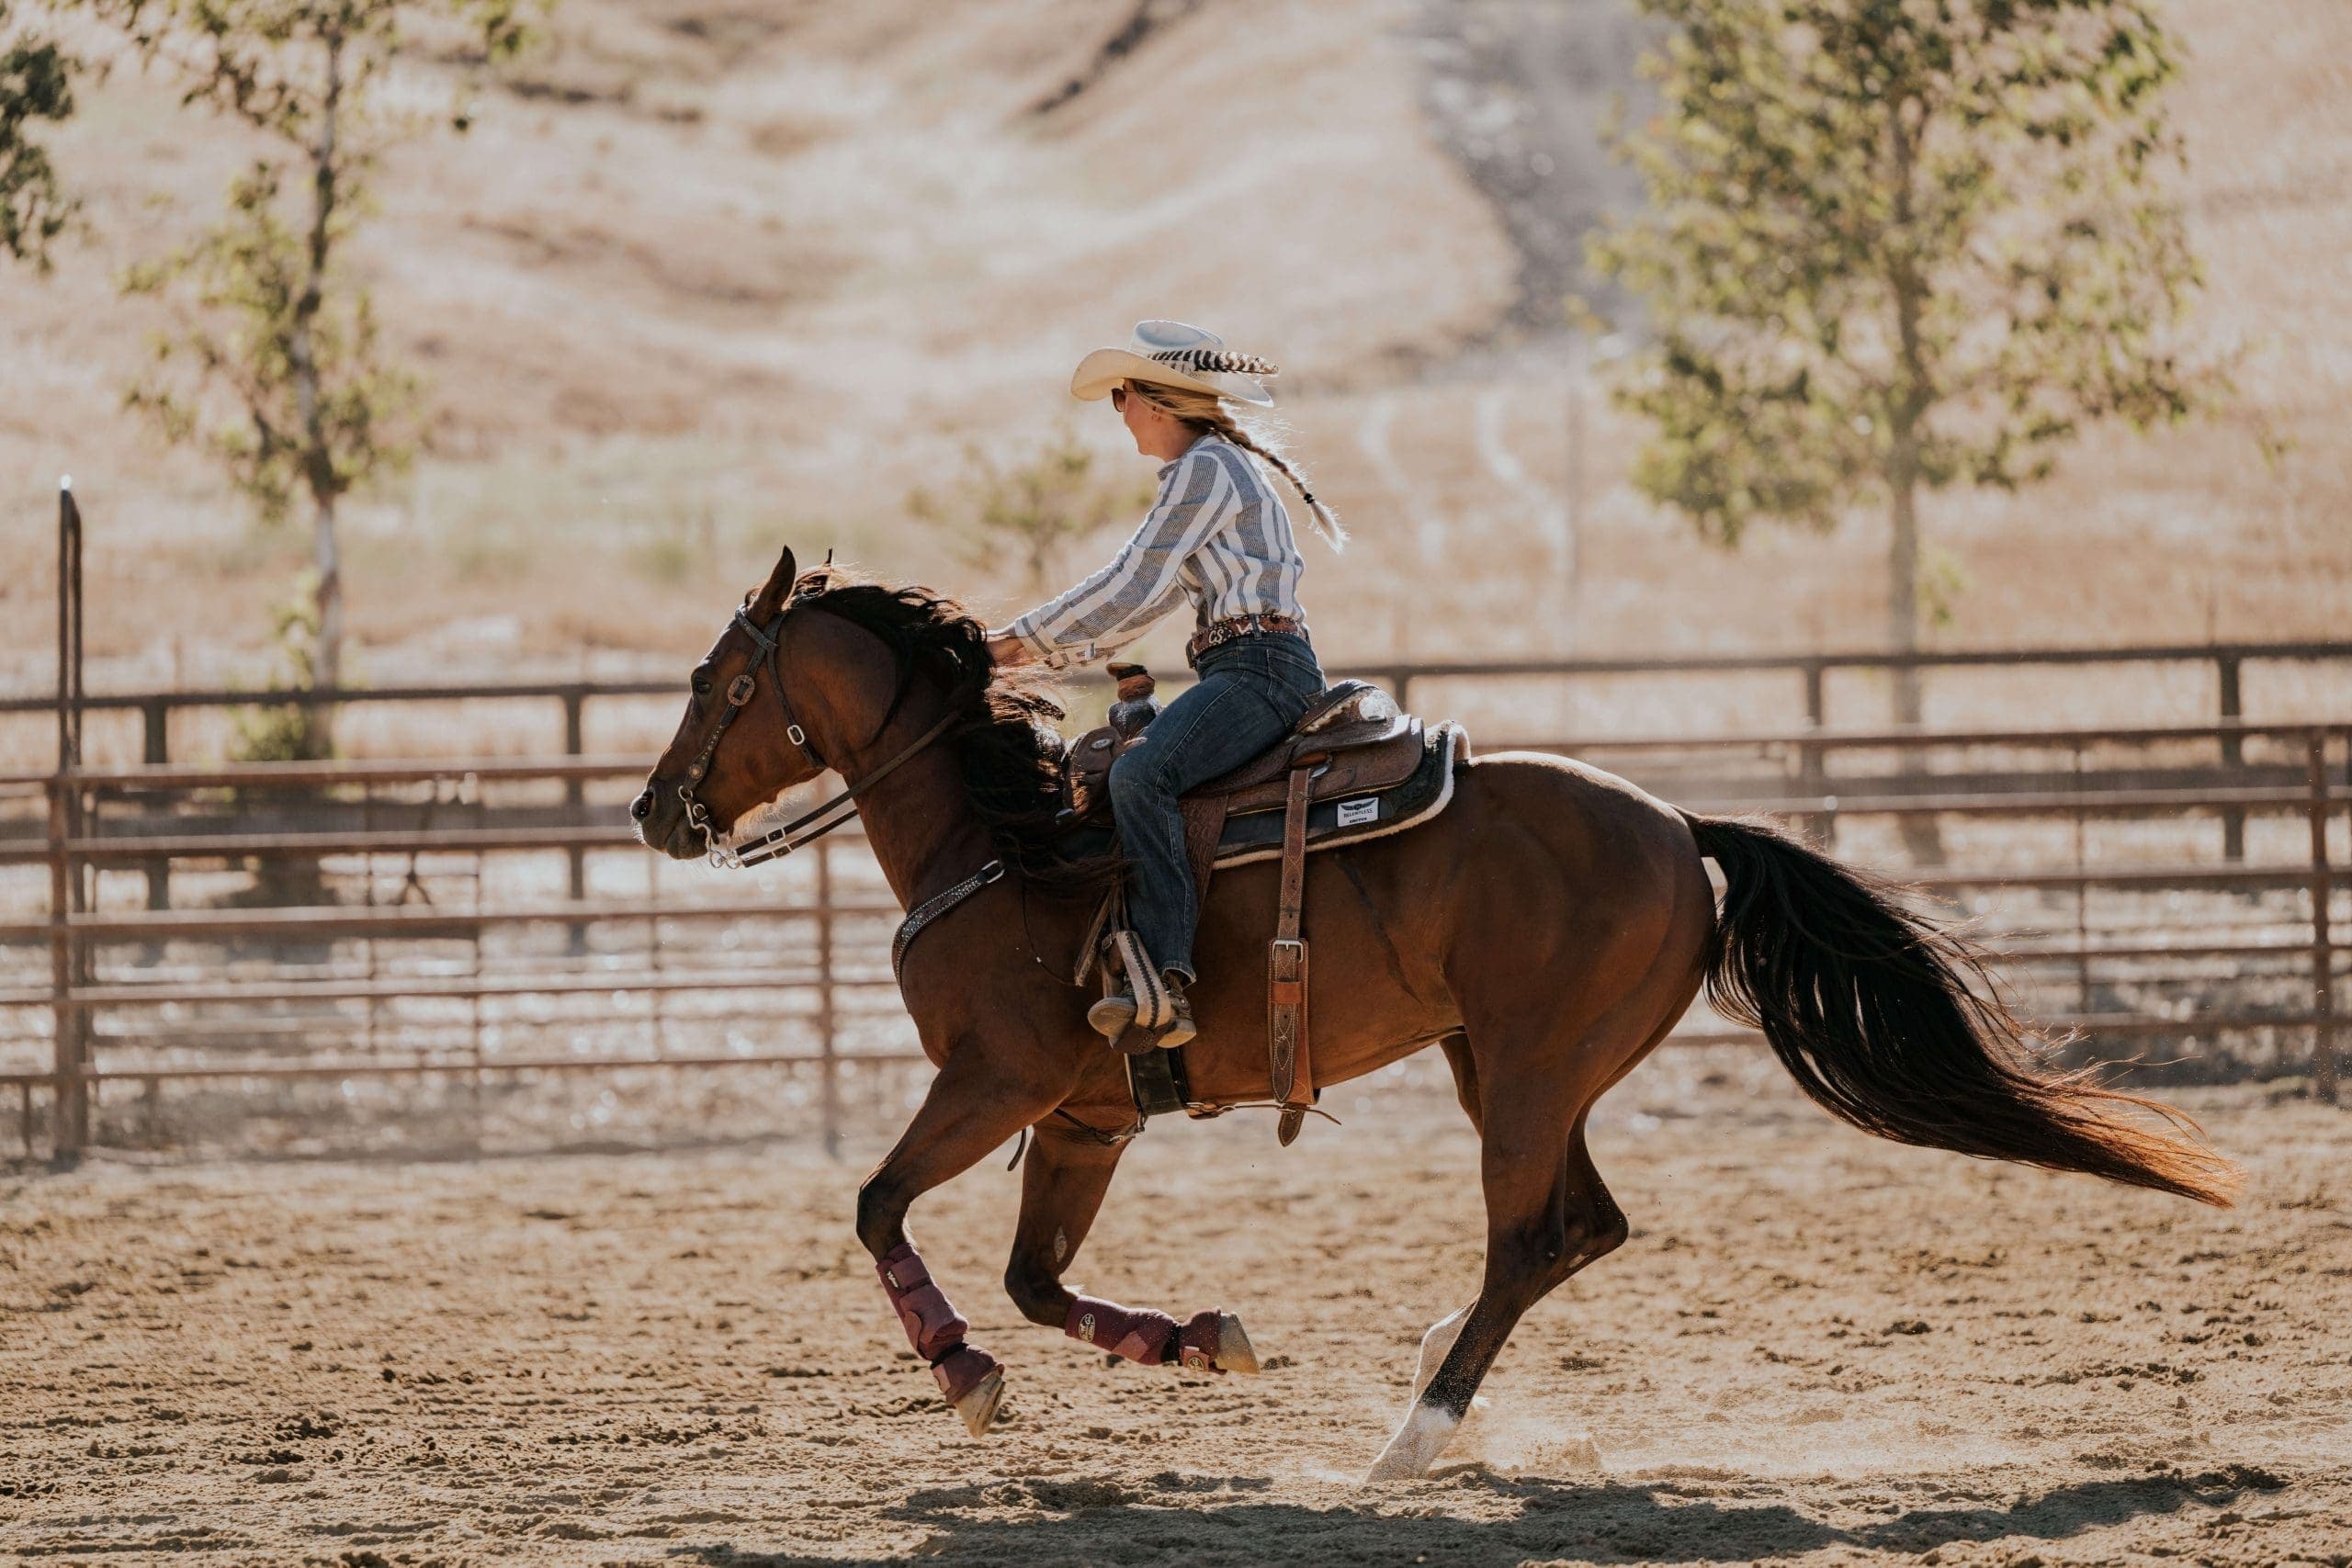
[676,603,958,870]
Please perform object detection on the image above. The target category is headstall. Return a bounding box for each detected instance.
[674,602,957,870]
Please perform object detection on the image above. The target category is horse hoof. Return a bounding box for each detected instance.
[953,1365,1004,1437]
[1213,1312,1260,1375]
[933,1345,1004,1437]
[1364,1404,1458,1483]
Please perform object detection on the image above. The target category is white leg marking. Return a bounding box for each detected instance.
[1407,1306,1470,1406]
[1366,1306,1473,1482]
[1366,1401,1462,1483]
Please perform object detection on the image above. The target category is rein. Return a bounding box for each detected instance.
[677,603,960,870]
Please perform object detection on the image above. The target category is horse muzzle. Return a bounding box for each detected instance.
[631,782,704,861]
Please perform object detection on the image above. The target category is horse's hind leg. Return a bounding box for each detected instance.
[1404,1033,1481,1404]
[1003,1123,1260,1375]
[1370,1105,1628,1481]
[1439,1030,1481,1134]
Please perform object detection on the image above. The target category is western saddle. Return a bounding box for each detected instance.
[1060,663,1462,1144]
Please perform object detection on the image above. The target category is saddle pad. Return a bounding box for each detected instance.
[1210,722,1462,869]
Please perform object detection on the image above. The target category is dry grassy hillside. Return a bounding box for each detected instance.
[0,0,2346,717]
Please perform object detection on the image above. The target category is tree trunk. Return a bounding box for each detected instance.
[312,491,343,694]
[1887,451,1945,866]
[1883,93,1944,866]
[288,27,345,754]
[1889,457,1922,726]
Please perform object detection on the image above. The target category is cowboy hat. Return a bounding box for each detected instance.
[1070,320,1278,407]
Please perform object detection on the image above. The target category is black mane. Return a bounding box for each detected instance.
[792,569,1119,896]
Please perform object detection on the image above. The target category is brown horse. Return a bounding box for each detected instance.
[632,550,2239,1481]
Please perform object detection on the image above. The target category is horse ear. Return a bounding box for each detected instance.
[747,546,799,617]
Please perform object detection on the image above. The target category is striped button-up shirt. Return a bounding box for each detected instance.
[1000,431,1307,670]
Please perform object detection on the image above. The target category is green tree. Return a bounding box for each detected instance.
[1591,0,2216,725]
[910,425,1156,594]
[0,4,75,265]
[105,0,536,746]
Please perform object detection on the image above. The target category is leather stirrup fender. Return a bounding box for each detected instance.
[1270,762,1313,1145]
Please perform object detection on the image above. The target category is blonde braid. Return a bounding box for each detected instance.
[1125,381,1349,548]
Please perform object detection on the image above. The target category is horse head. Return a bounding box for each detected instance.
[633,545,842,861]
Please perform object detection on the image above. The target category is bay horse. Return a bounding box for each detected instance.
[631,549,2238,1482]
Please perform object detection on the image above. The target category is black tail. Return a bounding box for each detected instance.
[1683,812,2240,1207]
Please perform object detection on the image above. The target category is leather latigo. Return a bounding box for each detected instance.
[1269,761,1314,1145]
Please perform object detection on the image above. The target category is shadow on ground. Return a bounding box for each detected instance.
[656,1462,2275,1566]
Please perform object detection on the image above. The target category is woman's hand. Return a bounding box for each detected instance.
[984,634,1032,669]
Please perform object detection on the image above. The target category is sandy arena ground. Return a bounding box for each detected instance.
[5,1062,2349,1566]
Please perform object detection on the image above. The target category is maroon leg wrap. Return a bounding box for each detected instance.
[1066,1293,1180,1366]
[931,1343,1000,1404]
[1176,1309,1227,1373]
[876,1242,969,1362]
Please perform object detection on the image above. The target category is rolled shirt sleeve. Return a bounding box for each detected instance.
[996,448,1229,671]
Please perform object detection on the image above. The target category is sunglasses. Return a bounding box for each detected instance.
[1111,385,1130,412]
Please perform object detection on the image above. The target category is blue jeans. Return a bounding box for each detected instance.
[1106,634,1326,983]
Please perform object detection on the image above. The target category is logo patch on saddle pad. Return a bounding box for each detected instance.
[1336,796,1380,827]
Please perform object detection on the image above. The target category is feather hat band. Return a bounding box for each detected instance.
[1070,320,1279,407]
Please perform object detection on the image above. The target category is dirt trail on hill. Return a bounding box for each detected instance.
[5,1067,2347,1565]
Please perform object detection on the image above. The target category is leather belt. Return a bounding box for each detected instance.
[1185,614,1307,667]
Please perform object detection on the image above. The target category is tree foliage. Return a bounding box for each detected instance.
[1590,0,2217,576]
[0,4,75,265]
[97,0,537,707]
[910,426,1157,593]
[123,161,417,530]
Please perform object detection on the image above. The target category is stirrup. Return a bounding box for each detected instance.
[1102,931,1177,1033]
[1154,982,1197,1051]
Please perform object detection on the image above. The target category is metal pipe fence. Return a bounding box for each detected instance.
[1,716,2343,1163]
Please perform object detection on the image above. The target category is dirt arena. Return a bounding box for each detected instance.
[5,1055,2347,1567]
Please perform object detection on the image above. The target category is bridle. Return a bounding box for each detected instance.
[673,601,957,870]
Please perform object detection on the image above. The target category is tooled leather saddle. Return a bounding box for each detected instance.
[1061,663,1466,1144]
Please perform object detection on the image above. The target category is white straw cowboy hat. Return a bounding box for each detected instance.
[1070,320,1279,407]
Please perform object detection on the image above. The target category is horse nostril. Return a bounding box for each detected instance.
[630,787,654,822]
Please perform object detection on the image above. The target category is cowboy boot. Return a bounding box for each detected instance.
[1086,972,1197,1050]
[1086,987,1138,1039]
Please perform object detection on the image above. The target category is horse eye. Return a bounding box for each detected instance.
[692,673,712,696]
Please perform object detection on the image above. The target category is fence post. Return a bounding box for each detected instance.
[51,480,88,1166]
[142,698,172,910]
[1800,660,1834,848]
[562,688,589,955]
[2308,732,2337,1103]
[2219,653,2245,862]
[816,837,840,1161]
[48,777,87,1164]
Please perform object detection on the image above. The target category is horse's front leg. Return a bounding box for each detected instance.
[855,1043,1061,1437]
[1003,1122,1260,1376]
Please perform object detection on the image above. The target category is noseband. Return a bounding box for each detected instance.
[673,603,957,869]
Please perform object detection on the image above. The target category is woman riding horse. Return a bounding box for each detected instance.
[630,339,2238,1478]
[984,320,1344,1051]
